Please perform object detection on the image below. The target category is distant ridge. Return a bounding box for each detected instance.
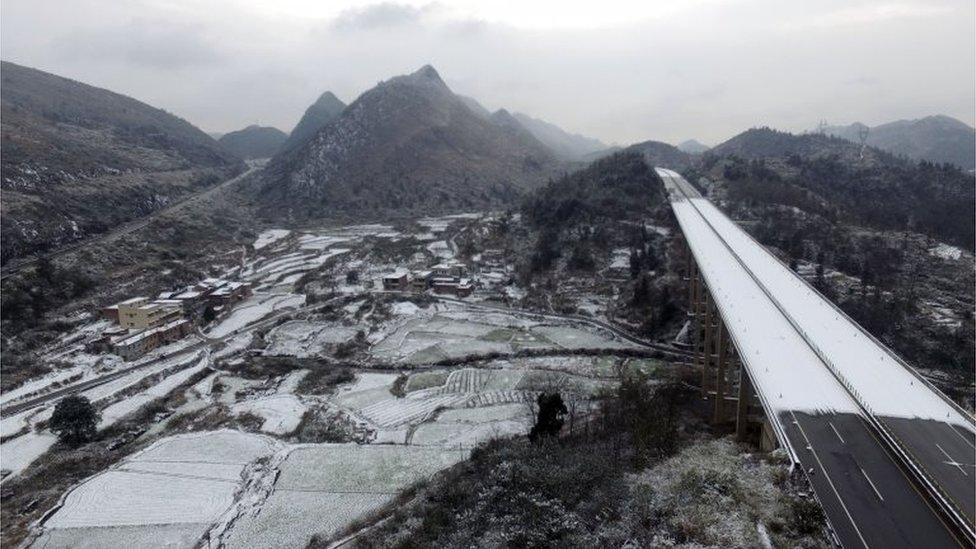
[279,91,347,154]
[219,125,287,159]
[511,112,608,160]
[821,115,975,170]
[677,139,710,154]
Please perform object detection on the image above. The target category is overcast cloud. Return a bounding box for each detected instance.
[2,0,973,145]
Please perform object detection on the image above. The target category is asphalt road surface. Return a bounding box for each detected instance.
[785,411,965,548]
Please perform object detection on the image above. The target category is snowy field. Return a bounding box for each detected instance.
[98,353,210,429]
[1,352,209,478]
[264,320,360,357]
[223,444,466,548]
[206,293,305,338]
[412,403,531,447]
[33,431,281,549]
[370,309,630,364]
[929,242,964,261]
[253,229,291,250]
[232,394,307,434]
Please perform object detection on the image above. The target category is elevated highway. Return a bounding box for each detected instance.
[658,168,975,548]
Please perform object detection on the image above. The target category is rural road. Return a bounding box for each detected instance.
[0,291,338,416]
[0,165,259,281]
[2,290,689,417]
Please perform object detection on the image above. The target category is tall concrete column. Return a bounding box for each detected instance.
[701,290,714,397]
[736,362,752,441]
[713,320,729,424]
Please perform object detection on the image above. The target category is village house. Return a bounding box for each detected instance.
[431,260,467,279]
[432,276,475,298]
[111,318,192,361]
[410,270,432,292]
[382,269,409,291]
[113,298,182,330]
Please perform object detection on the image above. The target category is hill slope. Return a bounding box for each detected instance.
[511,112,607,160]
[258,65,559,218]
[677,139,710,154]
[708,127,975,249]
[279,91,346,153]
[823,116,976,170]
[218,125,287,159]
[0,61,243,264]
[626,140,693,170]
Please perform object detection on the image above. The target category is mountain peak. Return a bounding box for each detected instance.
[313,91,343,108]
[279,90,348,154]
[412,64,443,82]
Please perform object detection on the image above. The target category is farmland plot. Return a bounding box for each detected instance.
[232,394,307,435]
[223,444,466,549]
[412,406,530,448]
[207,293,305,338]
[264,321,360,357]
[32,431,281,549]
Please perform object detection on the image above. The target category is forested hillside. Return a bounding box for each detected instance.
[0,61,243,263]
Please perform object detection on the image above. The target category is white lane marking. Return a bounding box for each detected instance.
[945,422,976,451]
[790,411,871,549]
[859,467,884,502]
[935,443,970,476]
[829,421,846,444]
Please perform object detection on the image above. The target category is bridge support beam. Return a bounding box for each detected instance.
[736,363,753,441]
[713,320,730,424]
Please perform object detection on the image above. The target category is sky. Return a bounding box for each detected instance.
[2,0,973,146]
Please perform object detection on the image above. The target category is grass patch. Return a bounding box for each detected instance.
[404,371,449,392]
[481,328,515,342]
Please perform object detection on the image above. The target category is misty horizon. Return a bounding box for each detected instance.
[2,0,974,146]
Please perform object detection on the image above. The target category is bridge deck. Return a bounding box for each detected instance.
[658,168,971,548]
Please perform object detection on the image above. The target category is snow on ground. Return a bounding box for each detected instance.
[253,229,290,250]
[264,321,360,358]
[333,373,399,411]
[417,218,451,233]
[929,243,963,261]
[408,399,532,448]
[533,325,632,350]
[232,394,307,435]
[30,524,206,549]
[391,301,420,316]
[610,248,630,269]
[426,240,453,259]
[369,310,627,364]
[214,333,253,360]
[0,410,32,438]
[98,353,210,429]
[207,293,305,338]
[0,431,58,477]
[223,444,466,549]
[34,431,281,548]
[1,353,207,478]
[277,370,309,394]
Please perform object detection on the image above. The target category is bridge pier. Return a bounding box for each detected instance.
[683,248,769,448]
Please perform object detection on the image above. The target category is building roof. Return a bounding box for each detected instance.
[116,296,149,306]
[113,319,190,347]
[173,290,203,299]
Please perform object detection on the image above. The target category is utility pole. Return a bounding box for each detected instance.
[857,125,870,160]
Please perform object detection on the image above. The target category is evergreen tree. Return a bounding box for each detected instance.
[50,395,100,444]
